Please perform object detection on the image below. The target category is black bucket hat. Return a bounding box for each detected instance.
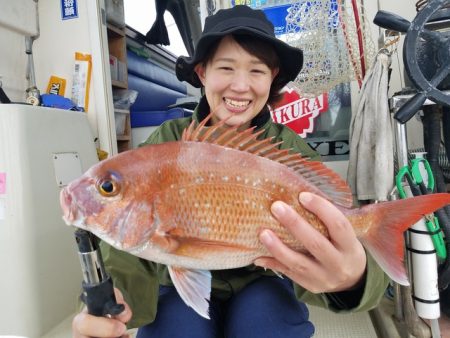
[175,5,303,88]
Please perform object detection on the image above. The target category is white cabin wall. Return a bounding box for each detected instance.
[0,0,117,156]
[34,0,117,154]
[0,0,38,102]
[33,0,96,117]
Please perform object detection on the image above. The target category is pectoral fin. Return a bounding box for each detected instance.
[168,266,212,319]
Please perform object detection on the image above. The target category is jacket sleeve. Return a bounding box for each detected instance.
[294,251,390,312]
[100,242,159,328]
[267,123,321,162]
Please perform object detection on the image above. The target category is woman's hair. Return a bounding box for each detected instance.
[200,34,287,107]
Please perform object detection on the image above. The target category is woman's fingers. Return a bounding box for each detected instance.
[113,288,133,324]
[72,311,127,338]
[255,193,367,293]
[72,288,132,338]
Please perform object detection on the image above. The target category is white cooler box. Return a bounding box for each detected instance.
[0,105,98,337]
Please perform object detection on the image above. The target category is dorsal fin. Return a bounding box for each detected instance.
[182,114,353,208]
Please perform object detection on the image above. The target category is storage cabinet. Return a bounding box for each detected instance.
[107,23,131,153]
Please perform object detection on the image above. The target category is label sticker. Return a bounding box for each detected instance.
[0,172,5,194]
[61,0,78,20]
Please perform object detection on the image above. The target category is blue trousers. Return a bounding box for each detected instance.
[136,276,314,338]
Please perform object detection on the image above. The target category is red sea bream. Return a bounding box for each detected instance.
[60,115,450,318]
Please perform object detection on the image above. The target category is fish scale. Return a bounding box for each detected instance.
[159,159,307,243]
[164,184,289,244]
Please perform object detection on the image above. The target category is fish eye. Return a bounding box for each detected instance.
[97,176,120,197]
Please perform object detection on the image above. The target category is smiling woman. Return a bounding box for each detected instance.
[123,0,188,56]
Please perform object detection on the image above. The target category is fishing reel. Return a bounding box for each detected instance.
[374,0,450,123]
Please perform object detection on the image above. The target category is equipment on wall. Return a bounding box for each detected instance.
[25,35,40,106]
[285,0,375,97]
[374,0,450,336]
[374,0,450,123]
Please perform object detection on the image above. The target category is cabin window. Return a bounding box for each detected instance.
[124,0,188,56]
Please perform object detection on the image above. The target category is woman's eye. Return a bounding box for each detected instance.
[252,69,266,74]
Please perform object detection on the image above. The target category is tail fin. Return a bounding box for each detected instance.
[346,193,450,286]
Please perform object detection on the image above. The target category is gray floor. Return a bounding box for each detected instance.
[42,306,381,338]
[309,305,378,337]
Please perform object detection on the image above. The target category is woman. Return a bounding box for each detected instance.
[73,5,388,338]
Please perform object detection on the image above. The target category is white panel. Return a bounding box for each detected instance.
[0,0,38,36]
[0,104,98,337]
[53,152,83,187]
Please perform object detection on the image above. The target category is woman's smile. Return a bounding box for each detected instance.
[224,98,251,112]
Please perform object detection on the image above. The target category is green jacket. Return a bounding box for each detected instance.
[100,99,389,328]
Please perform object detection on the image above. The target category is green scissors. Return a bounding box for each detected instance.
[396,157,447,260]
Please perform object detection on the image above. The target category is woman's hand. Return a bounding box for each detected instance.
[254,192,367,293]
[72,288,132,338]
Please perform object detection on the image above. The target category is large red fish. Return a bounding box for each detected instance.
[60,115,450,319]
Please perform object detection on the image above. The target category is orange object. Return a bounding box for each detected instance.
[71,52,92,111]
[46,76,66,96]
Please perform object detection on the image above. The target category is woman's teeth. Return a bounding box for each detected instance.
[224,98,250,108]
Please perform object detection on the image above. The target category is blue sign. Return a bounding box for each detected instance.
[262,4,291,36]
[61,0,78,20]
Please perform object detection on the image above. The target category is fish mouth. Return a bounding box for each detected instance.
[60,188,86,227]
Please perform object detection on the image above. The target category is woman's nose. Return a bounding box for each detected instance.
[229,72,250,92]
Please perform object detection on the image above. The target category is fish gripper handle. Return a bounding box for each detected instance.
[81,277,125,317]
[75,229,124,317]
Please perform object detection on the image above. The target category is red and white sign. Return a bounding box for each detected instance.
[270,87,328,137]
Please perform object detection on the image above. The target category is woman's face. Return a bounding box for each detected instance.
[195,36,278,128]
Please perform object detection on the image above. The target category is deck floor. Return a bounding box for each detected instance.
[44,310,377,338]
[309,305,378,337]
[374,295,450,338]
[41,299,450,338]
